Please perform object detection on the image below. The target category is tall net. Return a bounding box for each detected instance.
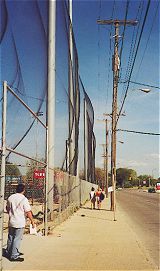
[79,77,96,183]
[1,0,96,229]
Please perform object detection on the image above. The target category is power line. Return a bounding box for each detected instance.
[117,129,160,136]
[117,0,151,124]
[105,0,116,109]
[134,1,160,80]
[119,0,130,70]
[119,0,144,102]
[120,79,160,89]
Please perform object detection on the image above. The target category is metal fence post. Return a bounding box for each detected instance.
[0,81,7,270]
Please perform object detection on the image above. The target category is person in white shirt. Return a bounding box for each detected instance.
[5,183,35,262]
[89,187,96,209]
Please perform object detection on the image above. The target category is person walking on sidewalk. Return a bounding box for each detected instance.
[4,183,35,262]
[96,187,104,210]
[89,187,96,209]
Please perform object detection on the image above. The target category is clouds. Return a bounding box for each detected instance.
[149,153,160,160]
[117,158,148,168]
[117,155,159,177]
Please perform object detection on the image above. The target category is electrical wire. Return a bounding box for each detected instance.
[116,0,151,125]
[119,1,144,103]
[134,1,160,80]
[120,80,160,89]
[105,0,116,109]
[119,0,130,72]
[117,129,160,136]
[97,0,101,114]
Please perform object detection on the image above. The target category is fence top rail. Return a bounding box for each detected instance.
[6,82,47,129]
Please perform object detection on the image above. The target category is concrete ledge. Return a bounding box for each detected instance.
[48,203,80,231]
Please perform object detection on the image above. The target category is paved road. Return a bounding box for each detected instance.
[116,189,159,269]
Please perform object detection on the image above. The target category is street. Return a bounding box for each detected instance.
[116,189,159,269]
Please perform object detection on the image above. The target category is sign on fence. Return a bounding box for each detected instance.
[33,169,45,179]
[6,176,22,183]
[108,186,114,193]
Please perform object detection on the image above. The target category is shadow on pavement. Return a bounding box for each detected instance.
[81,206,111,211]
[78,214,113,221]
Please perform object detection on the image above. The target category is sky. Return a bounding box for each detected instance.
[1,0,159,179]
[72,0,159,178]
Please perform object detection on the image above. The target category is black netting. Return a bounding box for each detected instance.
[1,1,96,222]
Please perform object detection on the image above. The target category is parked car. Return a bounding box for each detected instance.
[148,187,156,193]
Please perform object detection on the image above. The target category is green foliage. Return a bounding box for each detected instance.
[116,168,137,188]
[137,174,156,187]
[124,181,133,188]
[6,164,21,176]
[26,159,45,180]
[95,167,104,186]
[0,160,21,176]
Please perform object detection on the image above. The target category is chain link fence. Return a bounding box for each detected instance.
[3,170,98,232]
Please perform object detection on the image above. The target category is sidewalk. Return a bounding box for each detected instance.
[2,198,155,270]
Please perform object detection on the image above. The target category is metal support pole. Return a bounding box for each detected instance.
[68,0,75,175]
[47,0,56,218]
[0,81,7,270]
[105,119,109,197]
[84,98,88,181]
[65,140,68,172]
[44,127,49,236]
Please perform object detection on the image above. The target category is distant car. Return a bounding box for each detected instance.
[148,187,156,193]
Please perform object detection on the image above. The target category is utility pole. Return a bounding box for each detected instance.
[97,19,138,220]
[98,117,110,196]
[99,118,109,197]
[100,145,106,190]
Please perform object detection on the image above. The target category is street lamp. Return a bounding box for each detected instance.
[138,88,151,93]
[131,88,151,93]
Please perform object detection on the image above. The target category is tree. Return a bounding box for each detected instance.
[26,159,45,180]
[138,175,157,187]
[116,168,137,188]
[95,168,104,187]
[0,159,21,176]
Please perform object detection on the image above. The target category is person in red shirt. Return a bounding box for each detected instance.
[96,187,102,210]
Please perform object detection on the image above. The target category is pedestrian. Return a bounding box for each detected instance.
[96,186,103,210]
[4,183,35,262]
[89,187,96,209]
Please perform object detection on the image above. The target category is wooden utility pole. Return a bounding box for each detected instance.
[100,118,109,197]
[100,145,106,191]
[98,117,110,197]
[97,19,138,220]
